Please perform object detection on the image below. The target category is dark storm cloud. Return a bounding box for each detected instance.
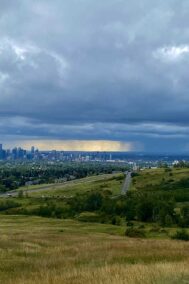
[0,0,189,151]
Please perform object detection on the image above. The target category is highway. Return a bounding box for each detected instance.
[0,172,131,198]
[121,171,132,195]
[0,173,116,197]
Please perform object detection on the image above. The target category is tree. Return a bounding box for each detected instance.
[180,205,189,227]
[136,197,154,222]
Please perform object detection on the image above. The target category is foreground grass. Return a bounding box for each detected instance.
[0,215,188,284]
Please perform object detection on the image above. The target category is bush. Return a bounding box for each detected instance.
[164,214,174,226]
[138,224,145,229]
[179,205,189,227]
[125,227,146,238]
[127,221,134,227]
[0,200,20,211]
[77,212,100,223]
[136,198,154,222]
[172,229,189,241]
[111,216,121,226]
[149,226,161,233]
[160,229,168,234]
[131,172,140,178]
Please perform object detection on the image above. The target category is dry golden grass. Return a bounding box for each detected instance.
[20,262,189,284]
[0,215,188,284]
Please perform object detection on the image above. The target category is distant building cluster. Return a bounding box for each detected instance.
[0,144,119,162]
[0,144,39,160]
[0,144,188,169]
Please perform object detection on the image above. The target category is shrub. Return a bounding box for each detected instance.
[111,216,121,226]
[179,205,189,227]
[131,172,140,178]
[160,229,168,234]
[127,221,134,227]
[164,214,174,226]
[172,229,189,241]
[138,224,145,229]
[125,227,146,238]
[77,212,100,223]
[149,226,161,233]
[136,198,154,222]
[0,200,20,211]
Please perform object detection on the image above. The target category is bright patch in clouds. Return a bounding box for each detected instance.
[5,140,133,152]
[154,45,189,62]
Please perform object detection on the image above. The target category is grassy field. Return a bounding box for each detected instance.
[131,167,189,191]
[0,173,125,224]
[1,168,189,283]
[19,173,124,197]
[0,215,188,284]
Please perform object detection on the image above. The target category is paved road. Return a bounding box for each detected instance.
[0,174,115,197]
[121,171,132,195]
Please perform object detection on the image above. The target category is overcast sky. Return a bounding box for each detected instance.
[0,0,189,152]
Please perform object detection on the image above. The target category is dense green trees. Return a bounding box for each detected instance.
[0,162,127,192]
[32,190,181,228]
[0,187,188,229]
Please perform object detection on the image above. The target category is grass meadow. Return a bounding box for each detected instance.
[1,169,189,283]
[131,167,189,191]
[20,173,124,198]
[0,215,188,284]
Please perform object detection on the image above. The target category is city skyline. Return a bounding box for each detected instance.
[0,142,144,163]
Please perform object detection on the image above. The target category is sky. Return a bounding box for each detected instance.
[0,0,189,152]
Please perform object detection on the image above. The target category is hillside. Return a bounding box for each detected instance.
[0,168,189,283]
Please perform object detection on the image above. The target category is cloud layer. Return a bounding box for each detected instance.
[0,0,189,151]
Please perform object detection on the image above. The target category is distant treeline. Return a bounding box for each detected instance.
[0,162,128,192]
